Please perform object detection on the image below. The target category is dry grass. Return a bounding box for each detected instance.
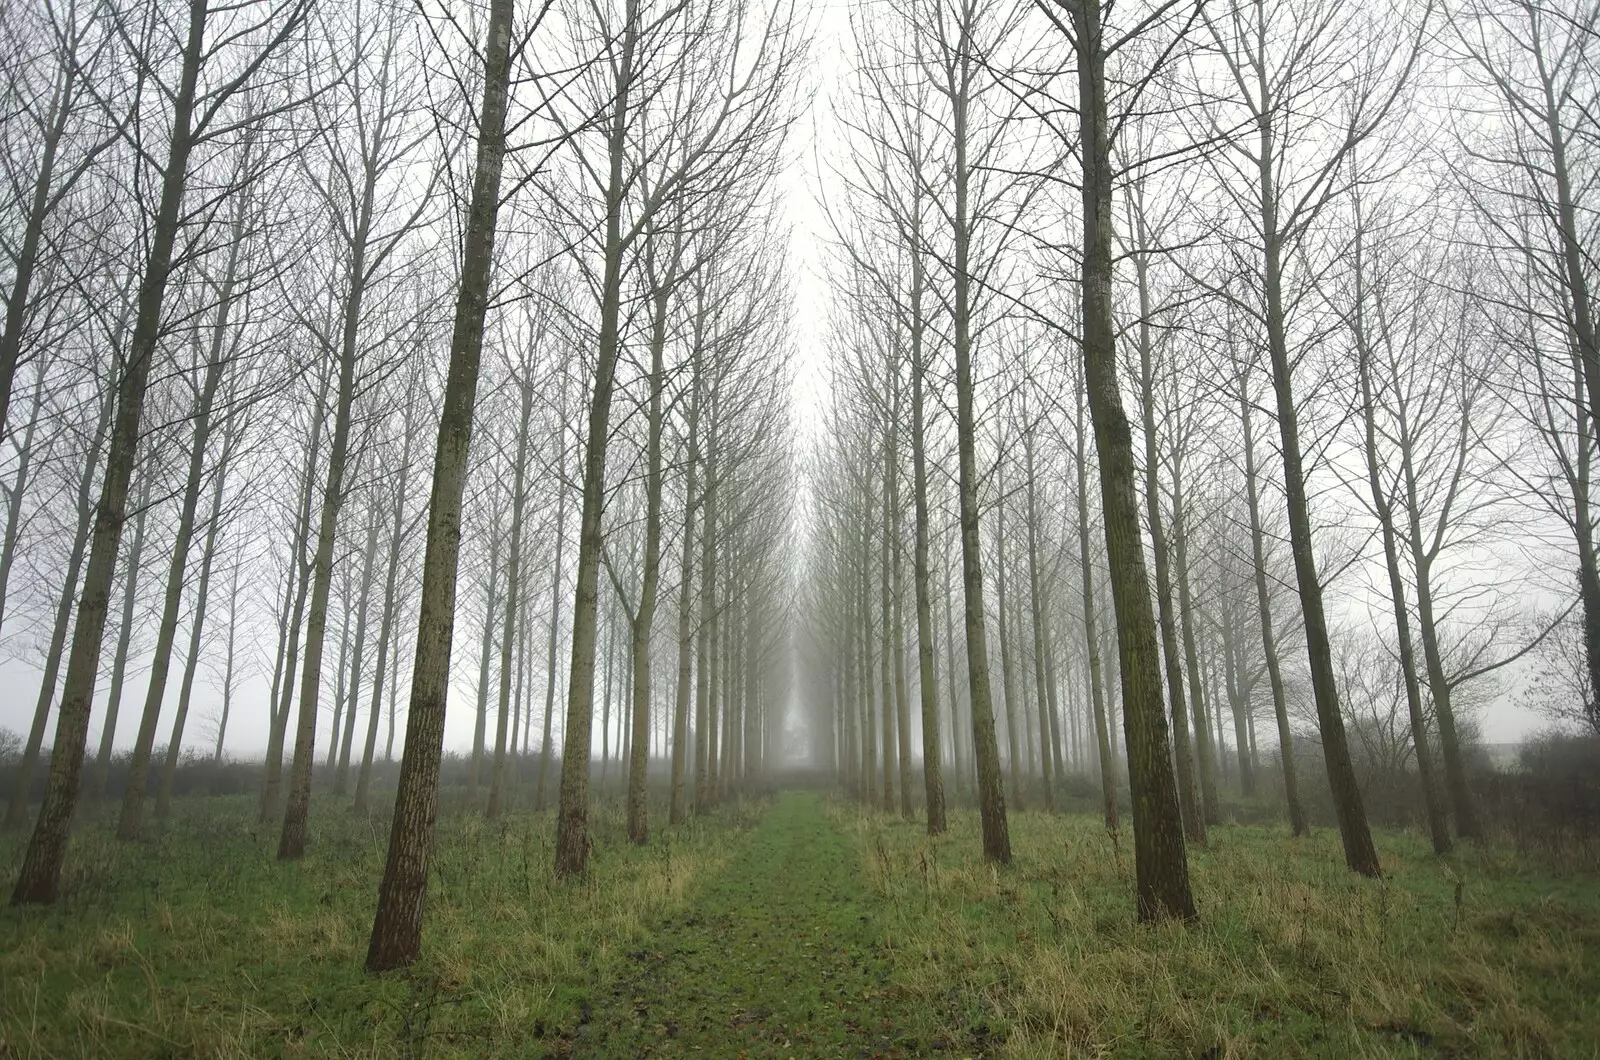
[840,801,1600,1058]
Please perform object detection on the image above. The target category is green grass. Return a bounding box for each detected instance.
[847,802,1600,1058]
[3,790,1597,1058]
[0,794,761,1058]
[570,790,945,1057]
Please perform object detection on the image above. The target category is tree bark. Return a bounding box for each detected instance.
[1073,378,1118,830]
[11,0,209,904]
[1237,370,1307,835]
[554,0,640,877]
[1069,0,1193,918]
[1353,241,1451,854]
[1256,115,1380,874]
[365,0,513,969]
[4,380,112,828]
[118,235,236,840]
[156,423,235,818]
[908,242,945,833]
[489,379,533,819]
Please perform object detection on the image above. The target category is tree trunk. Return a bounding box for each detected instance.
[1070,0,1192,918]
[355,399,417,813]
[118,272,234,841]
[0,366,48,636]
[488,379,532,820]
[1170,465,1219,826]
[950,67,1009,862]
[907,238,945,832]
[627,273,672,840]
[0,45,78,440]
[669,366,700,825]
[1024,426,1056,812]
[1256,109,1379,874]
[4,382,111,828]
[1220,606,1255,797]
[469,518,503,802]
[157,425,234,819]
[1073,380,1118,830]
[11,0,208,905]
[365,0,513,969]
[995,479,1024,812]
[1353,249,1451,854]
[335,502,382,795]
[536,414,569,812]
[261,368,329,823]
[1237,371,1307,835]
[96,464,153,797]
[554,0,639,877]
[214,559,241,762]
[1132,247,1204,846]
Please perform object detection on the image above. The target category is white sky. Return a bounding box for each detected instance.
[0,0,1555,764]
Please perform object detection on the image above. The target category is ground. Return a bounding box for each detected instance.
[1,789,1597,1057]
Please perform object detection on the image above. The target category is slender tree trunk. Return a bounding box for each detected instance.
[118,287,232,842]
[669,371,700,825]
[1257,147,1378,874]
[157,428,234,818]
[1170,467,1219,826]
[0,366,47,636]
[1238,373,1307,835]
[1220,607,1255,797]
[554,0,640,877]
[11,0,208,904]
[4,384,111,828]
[536,417,569,812]
[96,442,153,797]
[1070,1,1192,918]
[1024,428,1056,812]
[890,382,913,820]
[327,573,355,770]
[365,0,514,969]
[995,483,1024,812]
[1073,387,1117,830]
[487,383,531,818]
[0,47,78,440]
[214,559,241,763]
[1132,248,1203,846]
[469,519,503,802]
[262,369,329,823]
[335,503,382,795]
[627,274,672,840]
[908,243,945,833]
[694,412,719,814]
[1353,255,1451,854]
[940,532,965,798]
[950,72,1009,862]
[879,421,896,815]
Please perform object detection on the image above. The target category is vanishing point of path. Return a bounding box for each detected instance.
[560,791,932,1057]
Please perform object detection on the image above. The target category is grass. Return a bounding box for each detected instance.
[570,790,946,1057]
[2,789,1597,1057]
[846,801,1600,1058]
[0,793,762,1058]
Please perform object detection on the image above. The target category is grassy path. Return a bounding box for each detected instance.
[562,791,931,1057]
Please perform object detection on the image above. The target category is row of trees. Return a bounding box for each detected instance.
[804,0,1597,919]
[0,0,807,971]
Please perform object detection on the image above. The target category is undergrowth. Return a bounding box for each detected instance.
[843,802,1600,1058]
[0,793,764,1058]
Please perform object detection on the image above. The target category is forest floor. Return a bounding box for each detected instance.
[2,787,1598,1058]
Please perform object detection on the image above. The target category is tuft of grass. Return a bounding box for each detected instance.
[0,793,749,1058]
[845,802,1600,1058]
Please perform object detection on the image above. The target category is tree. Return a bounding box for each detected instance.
[366,0,515,971]
[12,0,308,904]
